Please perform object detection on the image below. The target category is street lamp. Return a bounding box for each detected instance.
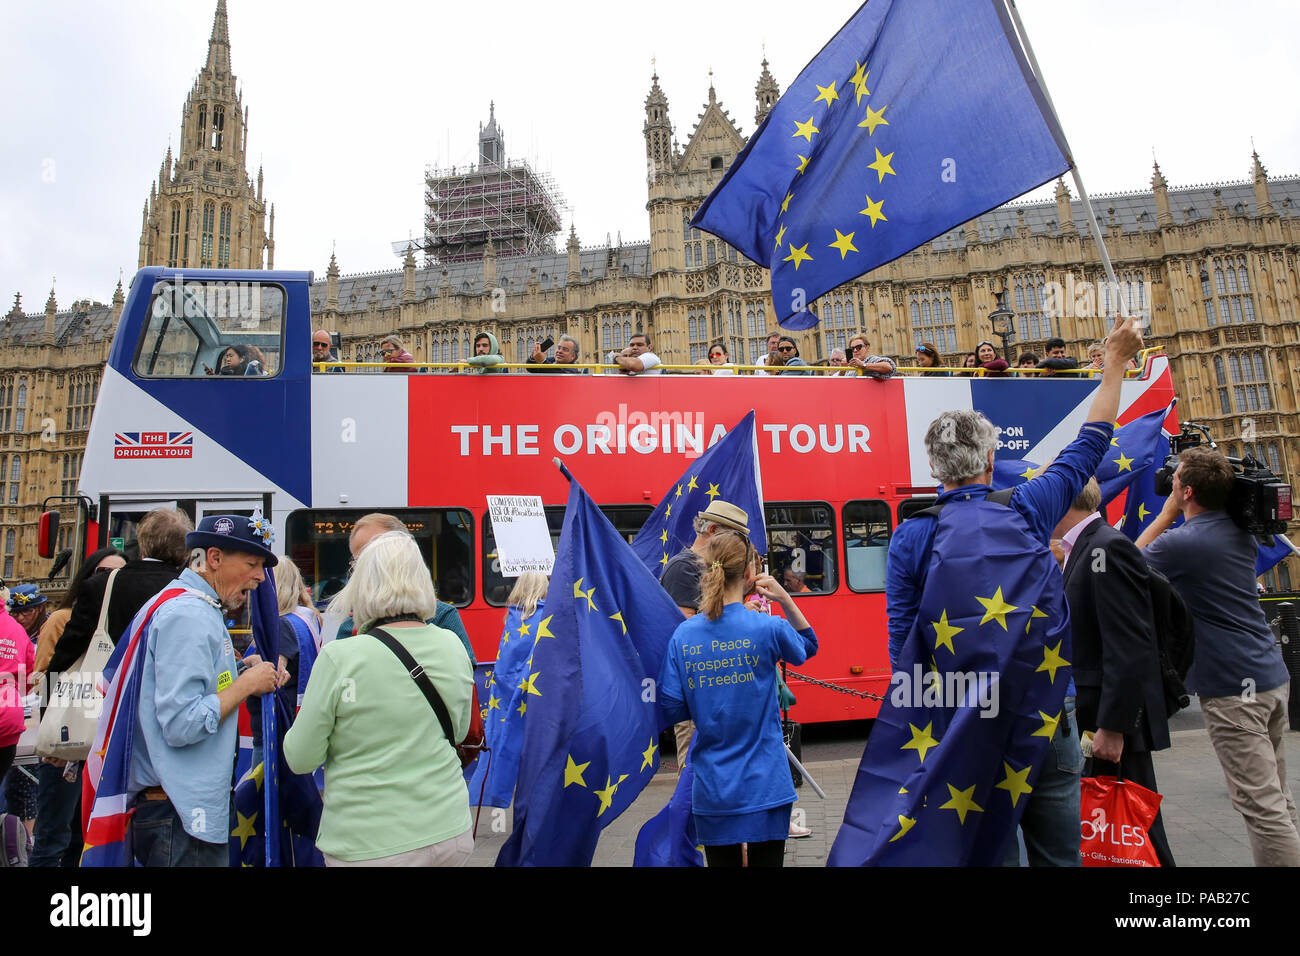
[988,281,1016,360]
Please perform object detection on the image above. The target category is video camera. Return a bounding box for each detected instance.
[1153,423,1293,536]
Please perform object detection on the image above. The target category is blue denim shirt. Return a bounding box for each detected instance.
[885,420,1114,670]
[128,568,238,843]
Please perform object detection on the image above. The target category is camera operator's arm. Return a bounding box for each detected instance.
[1135,492,1182,550]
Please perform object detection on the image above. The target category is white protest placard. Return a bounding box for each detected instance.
[486,494,554,577]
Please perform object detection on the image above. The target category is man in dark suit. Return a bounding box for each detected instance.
[33,507,193,868]
[1054,478,1174,867]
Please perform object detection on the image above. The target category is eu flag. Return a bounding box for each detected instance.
[1117,432,1179,541]
[992,458,1044,491]
[693,0,1069,328]
[496,467,685,866]
[1096,406,1170,505]
[467,602,549,808]
[633,739,704,868]
[631,410,767,574]
[1256,535,1296,577]
[829,497,1071,865]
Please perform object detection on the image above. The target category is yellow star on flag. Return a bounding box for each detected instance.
[996,762,1035,807]
[792,116,820,142]
[1037,640,1070,684]
[781,192,793,213]
[687,475,699,491]
[232,810,258,850]
[487,693,501,712]
[783,243,812,270]
[829,229,858,259]
[519,672,542,696]
[1021,465,1040,480]
[939,783,985,825]
[849,61,870,103]
[1032,709,1061,739]
[518,621,531,637]
[535,615,554,639]
[706,483,721,501]
[795,154,810,175]
[1138,502,1151,521]
[858,195,887,227]
[774,222,787,250]
[857,103,889,135]
[1113,452,1135,472]
[517,699,527,716]
[674,484,683,498]
[609,610,627,634]
[867,148,896,182]
[564,754,590,788]
[573,578,598,612]
[976,586,1018,630]
[640,738,658,772]
[889,814,916,843]
[901,721,940,763]
[660,528,668,543]
[1024,604,1049,635]
[814,81,839,106]
[660,552,669,566]
[594,773,630,817]
[931,610,964,654]
[1110,435,1120,447]
[666,503,672,517]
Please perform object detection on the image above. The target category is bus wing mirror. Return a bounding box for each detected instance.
[38,510,59,559]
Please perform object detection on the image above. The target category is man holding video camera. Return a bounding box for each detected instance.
[1137,446,1300,866]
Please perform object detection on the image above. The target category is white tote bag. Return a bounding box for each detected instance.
[35,568,120,761]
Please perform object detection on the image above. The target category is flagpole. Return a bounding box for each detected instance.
[1002,0,1129,318]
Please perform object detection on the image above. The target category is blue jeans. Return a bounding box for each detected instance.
[30,761,81,867]
[1004,695,1083,867]
[130,795,228,867]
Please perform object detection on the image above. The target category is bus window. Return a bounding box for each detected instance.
[897,497,938,523]
[134,280,285,378]
[481,504,652,606]
[844,500,891,592]
[284,508,473,609]
[765,502,836,595]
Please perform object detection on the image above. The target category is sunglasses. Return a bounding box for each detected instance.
[709,352,724,358]
[777,345,796,353]
[381,348,396,356]
[850,343,867,352]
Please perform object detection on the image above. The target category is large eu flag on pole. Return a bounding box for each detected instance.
[1096,405,1170,506]
[496,467,685,866]
[693,0,1070,328]
[631,410,767,575]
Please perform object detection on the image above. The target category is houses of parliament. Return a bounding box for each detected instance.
[3,0,1299,589]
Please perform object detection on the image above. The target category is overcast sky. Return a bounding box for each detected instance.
[2,0,1297,308]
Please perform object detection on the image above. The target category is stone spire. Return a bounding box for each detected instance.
[755,55,780,127]
[567,224,581,281]
[207,0,232,77]
[1252,149,1274,215]
[1151,159,1173,227]
[1055,178,1076,234]
[478,101,505,167]
[111,273,126,321]
[6,292,22,322]
[644,67,673,182]
[326,248,339,310]
[483,236,497,291]
[44,281,58,339]
[402,243,417,303]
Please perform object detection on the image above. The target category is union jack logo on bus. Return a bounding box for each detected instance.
[112,430,193,459]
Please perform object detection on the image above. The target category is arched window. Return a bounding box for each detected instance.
[168,202,182,266]
[201,201,216,267]
[15,380,26,434]
[211,106,225,151]
[197,105,206,149]
[218,204,232,267]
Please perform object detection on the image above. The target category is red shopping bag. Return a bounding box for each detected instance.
[1080,776,1163,867]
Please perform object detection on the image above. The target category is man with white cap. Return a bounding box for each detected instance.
[126,512,284,866]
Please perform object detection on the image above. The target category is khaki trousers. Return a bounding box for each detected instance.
[1202,682,1300,867]
[674,720,695,767]
[323,828,474,867]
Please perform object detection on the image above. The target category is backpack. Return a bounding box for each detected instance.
[1146,566,1195,716]
[0,812,30,867]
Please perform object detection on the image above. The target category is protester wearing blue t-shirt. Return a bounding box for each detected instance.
[659,531,817,867]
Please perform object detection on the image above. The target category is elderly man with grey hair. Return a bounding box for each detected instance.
[526,334,588,374]
[884,316,1143,867]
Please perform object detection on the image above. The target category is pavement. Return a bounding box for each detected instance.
[466,699,1300,866]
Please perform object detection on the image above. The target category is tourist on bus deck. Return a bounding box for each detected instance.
[659,530,818,867]
[1044,337,1072,361]
[614,332,662,375]
[312,329,343,372]
[380,334,417,372]
[216,344,267,376]
[660,499,752,768]
[462,331,505,374]
[526,334,588,374]
[775,336,813,375]
[846,334,897,378]
[753,332,782,375]
[885,316,1143,867]
[958,351,980,376]
[338,513,474,664]
[914,342,949,377]
[1086,341,1106,371]
[1017,352,1041,370]
[708,342,737,375]
[286,530,474,866]
[125,514,285,866]
[825,347,848,376]
[7,584,49,640]
[976,341,1010,377]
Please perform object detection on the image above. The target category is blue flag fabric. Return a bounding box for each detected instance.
[992,458,1044,491]
[692,0,1069,328]
[631,410,766,574]
[829,498,1071,865]
[1096,406,1170,505]
[633,736,704,868]
[1256,535,1295,577]
[467,602,549,808]
[1117,432,1178,541]
[496,469,685,866]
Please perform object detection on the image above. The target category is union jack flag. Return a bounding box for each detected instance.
[112,431,193,459]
